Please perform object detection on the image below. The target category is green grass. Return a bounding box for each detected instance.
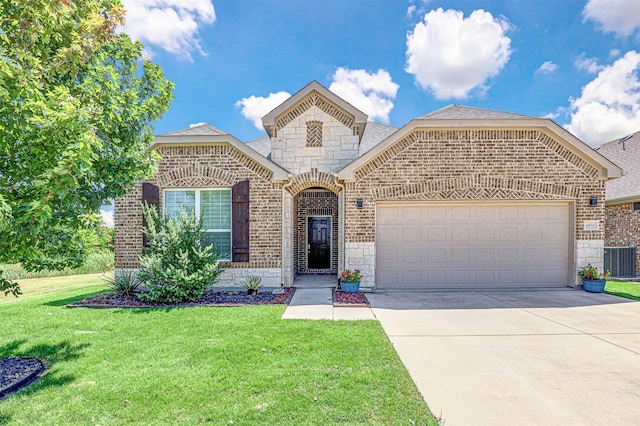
[605,280,640,301]
[0,250,114,280]
[0,275,436,425]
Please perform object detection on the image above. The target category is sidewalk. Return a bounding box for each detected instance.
[281,287,376,320]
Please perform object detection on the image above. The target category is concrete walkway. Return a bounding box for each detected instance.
[281,287,375,320]
[367,290,640,426]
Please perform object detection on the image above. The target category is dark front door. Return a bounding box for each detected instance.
[308,217,331,270]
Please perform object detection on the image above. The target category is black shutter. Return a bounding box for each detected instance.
[141,182,160,247]
[232,180,250,262]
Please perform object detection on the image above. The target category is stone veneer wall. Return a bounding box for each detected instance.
[293,189,339,274]
[344,129,606,287]
[114,144,283,286]
[605,202,640,272]
[270,105,360,175]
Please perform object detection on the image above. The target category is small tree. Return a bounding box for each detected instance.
[137,203,223,303]
[0,0,174,296]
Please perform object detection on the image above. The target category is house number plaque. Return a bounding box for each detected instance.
[583,220,600,231]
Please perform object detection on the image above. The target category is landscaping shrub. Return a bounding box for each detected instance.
[137,204,222,303]
[104,270,140,297]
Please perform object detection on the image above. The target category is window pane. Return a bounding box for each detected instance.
[202,232,231,259]
[165,191,195,219]
[201,190,231,229]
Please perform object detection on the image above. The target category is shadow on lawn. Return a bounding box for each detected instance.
[44,289,109,307]
[0,339,90,403]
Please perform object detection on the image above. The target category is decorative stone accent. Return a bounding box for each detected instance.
[271,105,360,175]
[217,268,282,287]
[116,268,282,288]
[344,242,375,288]
[576,240,605,284]
[306,120,323,147]
[287,168,342,195]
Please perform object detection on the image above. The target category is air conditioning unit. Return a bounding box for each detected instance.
[604,247,636,278]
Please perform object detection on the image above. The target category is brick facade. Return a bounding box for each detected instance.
[115,83,616,289]
[605,202,640,272]
[114,144,283,275]
[343,129,606,287]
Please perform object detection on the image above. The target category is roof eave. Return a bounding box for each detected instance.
[605,195,640,206]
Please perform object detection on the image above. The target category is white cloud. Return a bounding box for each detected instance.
[405,8,512,99]
[575,53,605,74]
[537,61,558,74]
[235,91,292,130]
[565,51,640,146]
[189,122,207,128]
[120,0,216,61]
[328,68,399,123]
[583,0,640,36]
[610,49,621,58]
[100,208,114,228]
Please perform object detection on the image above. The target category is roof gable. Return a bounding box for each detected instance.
[151,125,289,181]
[598,131,640,203]
[338,108,623,182]
[261,81,368,140]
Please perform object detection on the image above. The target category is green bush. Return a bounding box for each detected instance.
[137,204,222,303]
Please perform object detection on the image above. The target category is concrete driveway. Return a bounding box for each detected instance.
[367,290,640,426]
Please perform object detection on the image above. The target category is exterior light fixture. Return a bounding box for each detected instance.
[356,199,363,209]
[589,195,598,206]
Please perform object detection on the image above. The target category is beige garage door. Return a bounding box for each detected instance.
[376,202,572,290]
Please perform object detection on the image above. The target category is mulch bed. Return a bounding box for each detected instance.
[334,289,370,307]
[0,357,46,400]
[68,288,295,308]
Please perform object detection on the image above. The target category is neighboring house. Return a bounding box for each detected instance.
[598,131,640,275]
[114,81,622,290]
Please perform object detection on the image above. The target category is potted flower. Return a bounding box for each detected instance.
[578,264,608,293]
[338,269,361,293]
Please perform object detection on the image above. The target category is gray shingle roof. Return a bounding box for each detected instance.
[245,136,271,158]
[162,123,228,136]
[359,121,398,155]
[420,104,530,120]
[598,131,640,202]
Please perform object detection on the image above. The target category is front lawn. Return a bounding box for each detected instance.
[605,280,640,301]
[0,275,435,425]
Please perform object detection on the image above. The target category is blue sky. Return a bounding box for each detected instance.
[101,0,640,225]
[119,0,640,147]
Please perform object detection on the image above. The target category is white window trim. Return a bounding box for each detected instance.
[163,188,232,261]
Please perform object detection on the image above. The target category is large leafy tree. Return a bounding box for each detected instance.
[0,0,174,295]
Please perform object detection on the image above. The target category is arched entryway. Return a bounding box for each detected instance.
[293,188,339,275]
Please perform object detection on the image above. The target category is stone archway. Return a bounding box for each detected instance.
[293,188,339,275]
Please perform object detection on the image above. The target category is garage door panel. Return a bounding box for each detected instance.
[424,248,446,263]
[376,202,571,289]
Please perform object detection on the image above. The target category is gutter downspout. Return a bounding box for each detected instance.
[333,174,346,274]
[281,174,294,287]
